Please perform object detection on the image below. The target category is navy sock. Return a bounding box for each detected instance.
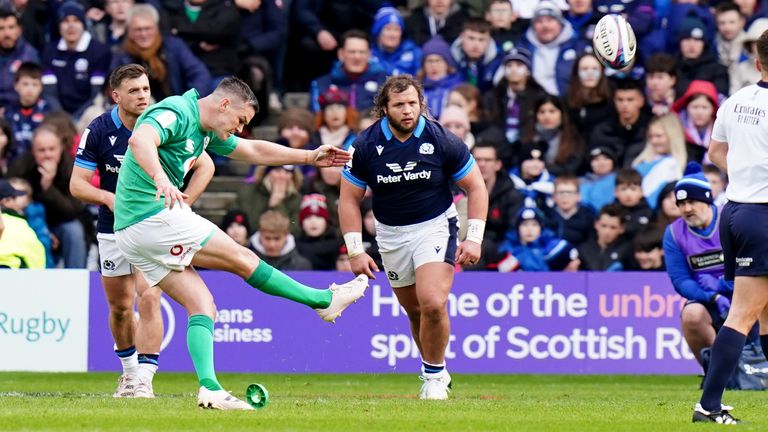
[761,335,768,360]
[700,326,746,411]
[422,361,445,375]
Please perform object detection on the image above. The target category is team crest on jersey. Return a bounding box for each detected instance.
[386,161,417,173]
[74,58,89,72]
[419,143,434,155]
[109,135,117,146]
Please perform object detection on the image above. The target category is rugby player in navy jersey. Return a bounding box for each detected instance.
[339,75,488,400]
[70,64,214,398]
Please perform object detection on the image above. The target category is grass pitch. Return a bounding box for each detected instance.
[2,373,768,431]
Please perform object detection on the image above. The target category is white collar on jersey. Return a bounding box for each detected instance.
[381,115,426,141]
[57,31,93,53]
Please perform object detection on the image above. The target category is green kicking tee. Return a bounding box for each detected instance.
[113,89,238,231]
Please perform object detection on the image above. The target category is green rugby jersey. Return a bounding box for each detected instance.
[114,89,237,230]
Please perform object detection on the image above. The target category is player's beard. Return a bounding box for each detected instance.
[387,115,416,135]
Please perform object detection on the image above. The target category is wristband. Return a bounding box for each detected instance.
[344,232,364,258]
[466,219,486,244]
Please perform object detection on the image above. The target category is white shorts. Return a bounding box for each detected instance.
[375,204,459,288]
[97,233,133,277]
[115,207,217,286]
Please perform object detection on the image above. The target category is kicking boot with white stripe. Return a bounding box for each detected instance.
[113,374,137,398]
[692,403,740,424]
[133,376,155,398]
[197,386,254,410]
[419,370,452,400]
[315,275,368,323]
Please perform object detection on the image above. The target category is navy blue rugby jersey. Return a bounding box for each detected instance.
[342,115,474,226]
[74,107,132,234]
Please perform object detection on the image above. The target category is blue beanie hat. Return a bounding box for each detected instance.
[58,1,86,25]
[675,162,713,204]
[544,239,579,271]
[422,35,458,69]
[515,206,545,229]
[372,6,404,38]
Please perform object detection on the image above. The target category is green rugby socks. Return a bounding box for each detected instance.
[246,261,332,309]
[187,315,223,391]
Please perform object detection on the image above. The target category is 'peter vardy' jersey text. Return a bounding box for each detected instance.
[343,116,474,226]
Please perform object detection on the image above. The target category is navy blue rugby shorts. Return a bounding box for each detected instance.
[720,201,768,279]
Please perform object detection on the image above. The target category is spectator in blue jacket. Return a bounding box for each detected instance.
[370,6,422,76]
[111,4,211,100]
[449,18,501,92]
[0,8,39,109]
[497,206,580,272]
[41,2,111,118]
[595,0,655,41]
[663,167,730,366]
[580,146,617,212]
[309,29,387,113]
[418,35,462,119]
[515,0,590,96]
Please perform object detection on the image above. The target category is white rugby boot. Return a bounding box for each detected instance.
[197,387,254,410]
[315,275,369,323]
[113,374,137,398]
[419,370,452,400]
[133,376,155,398]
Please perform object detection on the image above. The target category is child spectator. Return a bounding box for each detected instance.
[522,94,586,176]
[449,18,501,92]
[580,147,617,213]
[5,62,51,163]
[249,210,312,270]
[565,53,613,142]
[220,210,251,249]
[485,0,528,52]
[497,206,580,272]
[672,80,718,164]
[418,35,463,119]
[449,83,490,135]
[370,6,423,76]
[4,176,54,267]
[296,194,341,270]
[335,245,352,272]
[613,168,654,240]
[631,227,666,271]
[301,165,343,228]
[509,142,555,211]
[703,164,728,207]
[631,113,687,209]
[315,87,357,150]
[544,175,596,246]
[578,203,634,271]
[644,53,678,117]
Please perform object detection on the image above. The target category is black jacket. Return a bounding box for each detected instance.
[486,173,524,245]
[578,236,634,271]
[296,228,342,271]
[616,198,654,241]
[676,51,729,97]
[405,5,470,45]
[544,204,596,246]
[589,109,652,168]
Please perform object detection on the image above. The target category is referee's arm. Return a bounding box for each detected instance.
[708,139,728,173]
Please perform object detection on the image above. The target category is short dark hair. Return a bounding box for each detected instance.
[616,168,642,186]
[715,1,742,17]
[108,63,147,90]
[14,62,42,82]
[471,140,499,157]
[645,53,677,77]
[633,227,663,252]
[756,26,768,71]
[613,78,644,95]
[341,29,370,49]
[462,17,492,34]
[0,8,19,23]
[372,74,426,119]
[214,76,259,112]
[702,164,727,182]
[485,0,512,13]
[598,203,627,223]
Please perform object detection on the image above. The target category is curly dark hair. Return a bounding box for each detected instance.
[372,75,428,119]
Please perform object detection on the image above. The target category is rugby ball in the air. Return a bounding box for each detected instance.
[592,14,636,70]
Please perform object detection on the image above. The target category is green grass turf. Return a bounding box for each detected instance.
[1,373,768,431]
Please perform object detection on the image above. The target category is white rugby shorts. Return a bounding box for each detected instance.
[115,207,217,286]
[376,204,459,288]
[97,233,132,277]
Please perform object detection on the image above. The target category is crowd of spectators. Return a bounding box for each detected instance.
[0,0,760,272]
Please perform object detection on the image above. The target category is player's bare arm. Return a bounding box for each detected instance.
[183,151,214,206]
[339,178,379,279]
[227,139,351,168]
[708,139,729,173]
[454,165,488,266]
[71,166,117,211]
[129,123,189,209]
